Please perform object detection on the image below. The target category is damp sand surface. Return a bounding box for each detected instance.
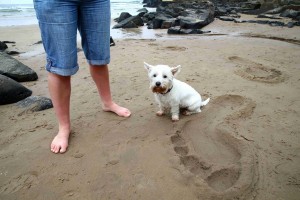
[0,15,300,200]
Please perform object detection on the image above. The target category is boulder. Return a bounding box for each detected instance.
[117,12,132,23]
[16,96,53,115]
[0,52,38,82]
[178,16,206,29]
[0,41,8,51]
[6,51,22,55]
[151,14,176,29]
[137,8,148,17]
[0,74,32,105]
[113,15,144,28]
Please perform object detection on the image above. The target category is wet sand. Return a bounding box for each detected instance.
[0,16,300,200]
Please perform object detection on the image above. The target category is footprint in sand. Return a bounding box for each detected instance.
[229,56,285,83]
[171,95,258,199]
[0,171,38,194]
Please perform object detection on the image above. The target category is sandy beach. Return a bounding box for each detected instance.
[0,16,300,200]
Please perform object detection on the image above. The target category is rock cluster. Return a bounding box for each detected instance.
[0,41,52,113]
[112,0,300,34]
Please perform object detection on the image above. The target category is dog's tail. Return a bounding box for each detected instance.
[201,98,210,106]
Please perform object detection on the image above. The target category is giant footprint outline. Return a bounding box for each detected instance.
[171,94,258,200]
[229,56,285,83]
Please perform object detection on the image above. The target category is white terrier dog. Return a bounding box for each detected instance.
[144,62,210,121]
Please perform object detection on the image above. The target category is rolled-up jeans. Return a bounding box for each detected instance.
[34,0,111,76]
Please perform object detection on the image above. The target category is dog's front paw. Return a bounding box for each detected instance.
[156,110,164,116]
[172,115,179,121]
[182,110,190,116]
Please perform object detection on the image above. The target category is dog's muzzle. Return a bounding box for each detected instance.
[152,86,168,94]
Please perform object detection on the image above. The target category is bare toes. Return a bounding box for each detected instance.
[103,103,131,118]
[51,134,69,154]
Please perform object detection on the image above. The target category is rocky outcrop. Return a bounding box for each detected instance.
[150,1,215,29]
[214,0,300,27]
[114,0,300,33]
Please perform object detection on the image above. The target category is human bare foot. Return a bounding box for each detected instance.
[50,129,70,154]
[102,102,131,117]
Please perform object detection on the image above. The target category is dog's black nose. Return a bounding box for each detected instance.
[156,82,161,86]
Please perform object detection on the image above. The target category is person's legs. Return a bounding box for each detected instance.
[79,0,130,117]
[34,0,79,153]
[48,73,71,153]
[90,65,131,117]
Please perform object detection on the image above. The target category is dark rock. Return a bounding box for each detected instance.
[265,6,286,14]
[117,12,132,23]
[0,52,38,82]
[230,9,237,14]
[178,2,215,29]
[113,15,144,29]
[178,16,203,29]
[110,36,116,46]
[33,40,42,45]
[167,26,181,34]
[147,22,154,29]
[215,6,228,17]
[2,41,16,44]
[280,9,300,19]
[161,19,177,29]
[265,5,300,15]
[145,1,215,32]
[152,14,176,29]
[143,0,159,8]
[180,29,198,34]
[144,12,156,21]
[137,7,148,17]
[168,26,211,35]
[240,7,271,15]
[234,19,286,27]
[122,21,139,28]
[157,5,183,18]
[218,16,235,21]
[6,51,22,55]
[287,21,295,27]
[178,16,208,29]
[16,96,53,114]
[241,1,261,10]
[0,41,8,51]
[269,21,285,26]
[257,14,283,19]
[0,74,32,105]
[138,11,147,17]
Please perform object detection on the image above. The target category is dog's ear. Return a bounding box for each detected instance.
[171,65,181,76]
[144,62,152,71]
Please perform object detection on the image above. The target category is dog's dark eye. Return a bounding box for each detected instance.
[163,75,167,78]
[153,74,157,77]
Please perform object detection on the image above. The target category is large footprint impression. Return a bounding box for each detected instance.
[171,94,258,200]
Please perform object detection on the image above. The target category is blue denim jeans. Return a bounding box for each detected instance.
[34,0,111,76]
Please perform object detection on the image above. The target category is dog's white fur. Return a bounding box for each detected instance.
[144,62,210,121]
